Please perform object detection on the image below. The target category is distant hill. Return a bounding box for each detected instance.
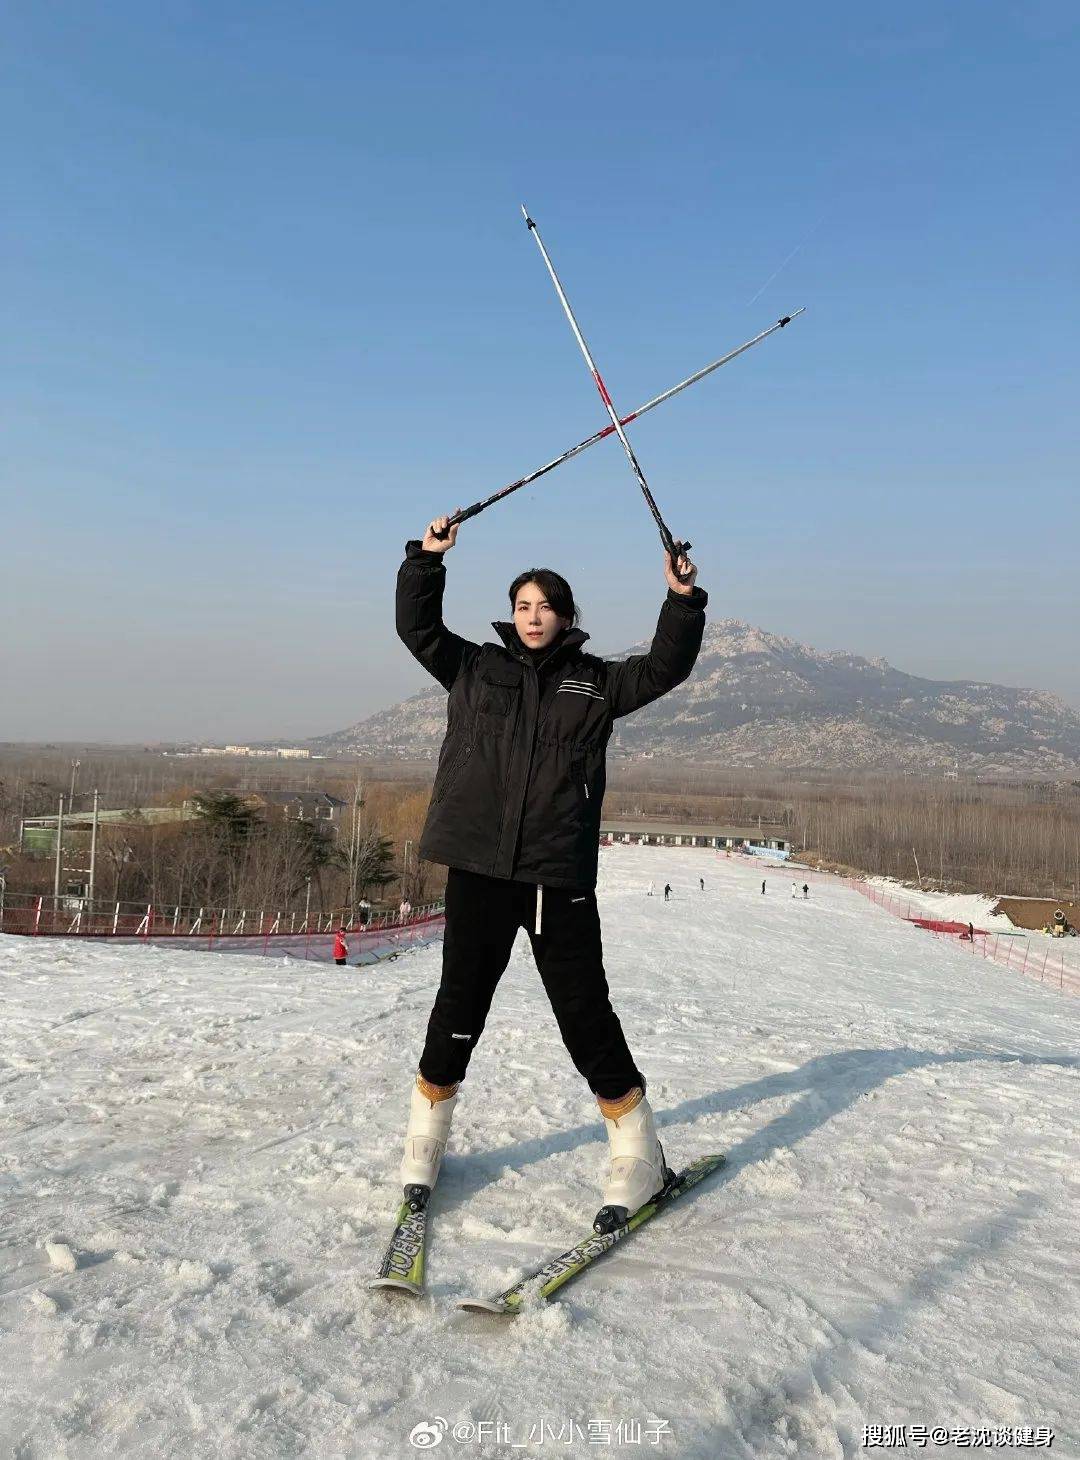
[315,619,1080,775]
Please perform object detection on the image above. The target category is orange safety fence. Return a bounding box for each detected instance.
[850,880,1080,997]
[0,891,445,965]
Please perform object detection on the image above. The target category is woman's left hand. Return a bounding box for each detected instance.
[664,549,698,594]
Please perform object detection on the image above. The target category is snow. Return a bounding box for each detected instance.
[3,846,1079,1457]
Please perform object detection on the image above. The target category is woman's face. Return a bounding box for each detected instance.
[513,581,570,649]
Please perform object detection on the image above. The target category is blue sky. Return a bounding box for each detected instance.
[2,2,1077,741]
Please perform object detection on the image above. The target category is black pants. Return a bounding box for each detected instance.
[418,869,644,1100]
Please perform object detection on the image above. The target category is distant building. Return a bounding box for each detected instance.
[600,819,791,853]
[204,744,312,759]
[19,804,195,856]
[243,790,346,829]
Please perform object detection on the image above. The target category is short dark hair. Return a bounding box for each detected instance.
[507,568,580,627]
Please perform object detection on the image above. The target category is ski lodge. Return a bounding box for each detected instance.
[599,819,792,854]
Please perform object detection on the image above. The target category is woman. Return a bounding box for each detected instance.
[395,512,707,1232]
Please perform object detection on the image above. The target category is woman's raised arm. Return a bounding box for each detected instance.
[395,515,481,691]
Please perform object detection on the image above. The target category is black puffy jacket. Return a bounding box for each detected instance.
[396,541,708,890]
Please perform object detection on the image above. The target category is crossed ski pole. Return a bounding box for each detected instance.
[522,205,698,578]
[436,212,804,565]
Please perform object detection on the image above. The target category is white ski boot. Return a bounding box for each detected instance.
[594,1090,675,1234]
[400,1075,459,1196]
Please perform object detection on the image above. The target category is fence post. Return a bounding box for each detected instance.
[34,896,43,934]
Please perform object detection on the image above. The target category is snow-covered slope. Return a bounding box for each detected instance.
[3,849,1079,1457]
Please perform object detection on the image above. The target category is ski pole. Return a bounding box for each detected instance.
[434,309,803,539]
[521,205,691,576]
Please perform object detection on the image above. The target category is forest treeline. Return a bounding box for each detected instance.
[2,747,1079,908]
[604,764,1080,898]
[0,749,441,917]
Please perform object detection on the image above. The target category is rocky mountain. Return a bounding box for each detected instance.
[316,620,1080,774]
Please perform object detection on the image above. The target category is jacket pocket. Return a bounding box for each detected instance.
[478,669,519,717]
[432,742,472,805]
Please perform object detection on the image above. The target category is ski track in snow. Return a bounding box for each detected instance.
[2,847,1079,1458]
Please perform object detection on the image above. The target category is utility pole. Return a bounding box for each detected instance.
[349,776,364,912]
[88,789,100,909]
[402,839,412,901]
[53,794,65,905]
[69,759,81,805]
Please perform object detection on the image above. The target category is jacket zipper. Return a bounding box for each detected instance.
[497,664,536,874]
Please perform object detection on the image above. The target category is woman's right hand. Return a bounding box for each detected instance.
[422,513,461,553]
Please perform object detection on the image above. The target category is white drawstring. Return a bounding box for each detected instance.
[534,884,543,936]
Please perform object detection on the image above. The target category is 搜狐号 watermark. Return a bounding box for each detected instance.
[863,1425,1053,1449]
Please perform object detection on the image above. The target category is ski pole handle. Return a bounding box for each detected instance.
[667,537,695,585]
[430,505,478,542]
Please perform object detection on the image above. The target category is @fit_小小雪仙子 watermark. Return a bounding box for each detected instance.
[409,1415,674,1447]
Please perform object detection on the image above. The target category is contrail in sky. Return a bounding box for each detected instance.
[745,216,824,306]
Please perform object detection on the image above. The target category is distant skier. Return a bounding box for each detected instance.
[357,898,372,927]
[663,883,673,901]
[394,511,707,1232]
[332,927,349,967]
[792,881,798,898]
[699,877,705,892]
[761,880,766,895]
[398,898,412,923]
[802,883,809,899]
[647,881,655,897]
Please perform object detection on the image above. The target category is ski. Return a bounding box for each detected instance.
[368,1184,431,1297]
[457,1152,726,1315]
